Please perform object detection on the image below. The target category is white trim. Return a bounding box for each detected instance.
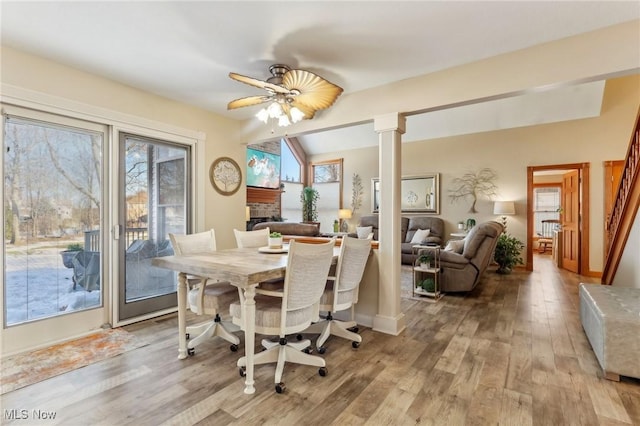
[1,83,206,142]
[372,313,406,336]
[1,84,207,350]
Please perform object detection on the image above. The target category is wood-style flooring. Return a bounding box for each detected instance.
[2,255,639,425]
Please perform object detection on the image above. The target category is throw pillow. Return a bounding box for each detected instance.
[410,228,430,244]
[444,239,465,253]
[356,226,373,239]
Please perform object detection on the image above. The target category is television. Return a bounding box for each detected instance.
[245,147,281,189]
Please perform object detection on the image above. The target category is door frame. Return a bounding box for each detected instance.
[526,163,591,275]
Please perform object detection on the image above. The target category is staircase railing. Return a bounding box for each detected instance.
[602,107,640,284]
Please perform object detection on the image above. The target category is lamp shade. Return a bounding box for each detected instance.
[338,209,352,219]
[493,201,515,215]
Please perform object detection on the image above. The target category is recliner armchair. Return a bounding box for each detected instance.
[419,221,503,292]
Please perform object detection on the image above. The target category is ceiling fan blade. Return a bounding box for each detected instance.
[282,69,343,111]
[229,72,290,94]
[227,95,272,110]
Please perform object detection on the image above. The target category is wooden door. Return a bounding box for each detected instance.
[562,170,580,273]
[604,160,624,252]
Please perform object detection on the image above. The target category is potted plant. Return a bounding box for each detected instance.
[417,253,434,269]
[418,277,436,293]
[268,232,283,249]
[61,243,83,268]
[300,186,319,223]
[494,233,525,274]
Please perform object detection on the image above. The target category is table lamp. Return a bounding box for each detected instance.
[338,209,352,233]
[493,201,515,232]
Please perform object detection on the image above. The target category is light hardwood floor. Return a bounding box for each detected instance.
[2,255,639,425]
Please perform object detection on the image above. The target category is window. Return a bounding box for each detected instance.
[311,159,343,233]
[534,186,561,235]
[280,138,301,183]
[3,114,104,326]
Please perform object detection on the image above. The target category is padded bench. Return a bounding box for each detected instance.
[579,283,640,381]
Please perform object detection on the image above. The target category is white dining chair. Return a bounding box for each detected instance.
[234,227,284,290]
[230,239,335,393]
[302,236,371,353]
[169,229,240,355]
[233,227,270,248]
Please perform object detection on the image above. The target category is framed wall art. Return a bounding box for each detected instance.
[372,173,440,214]
[210,157,242,196]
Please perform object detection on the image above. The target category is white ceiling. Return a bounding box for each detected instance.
[2,1,639,154]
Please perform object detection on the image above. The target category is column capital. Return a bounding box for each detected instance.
[374,113,406,134]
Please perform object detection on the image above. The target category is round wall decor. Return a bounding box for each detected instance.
[209,157,242,195]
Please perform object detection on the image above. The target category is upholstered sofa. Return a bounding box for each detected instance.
[418,221,503,292]
[356,215,444,264]
[253,221,320,237]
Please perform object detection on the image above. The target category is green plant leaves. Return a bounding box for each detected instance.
[494,233,524,273]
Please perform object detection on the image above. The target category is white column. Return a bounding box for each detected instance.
[372,113,406,335]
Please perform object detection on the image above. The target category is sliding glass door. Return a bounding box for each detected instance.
[117,133,189,321]
[2,108,107,354]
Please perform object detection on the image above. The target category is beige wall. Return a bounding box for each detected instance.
[1,46,246,249]
[311,75,640,272]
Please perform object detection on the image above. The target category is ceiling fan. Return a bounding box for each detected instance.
[227,64,343,126]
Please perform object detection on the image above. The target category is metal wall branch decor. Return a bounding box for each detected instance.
[448,168,498,213]
[350,173,363,214]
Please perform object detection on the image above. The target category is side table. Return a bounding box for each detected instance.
[411,245,442,301]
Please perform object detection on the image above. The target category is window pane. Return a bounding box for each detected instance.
[4,117,102,326]
[280,139,301,183]
[313,163,341,183]
[533,186,561,235]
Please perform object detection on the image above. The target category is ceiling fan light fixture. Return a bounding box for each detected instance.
[228,64,343,129]
[256,108,269,123]
[278,114,291,127]
[289,106,305,123]
[267,101,283,119]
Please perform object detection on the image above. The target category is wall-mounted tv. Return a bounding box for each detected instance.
[246,147,281,189]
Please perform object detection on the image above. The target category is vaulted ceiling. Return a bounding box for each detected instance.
[2,1,639,154]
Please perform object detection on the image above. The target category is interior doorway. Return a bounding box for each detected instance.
[526,163,591,275]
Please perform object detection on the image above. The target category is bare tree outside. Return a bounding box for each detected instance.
[3,117,103,325]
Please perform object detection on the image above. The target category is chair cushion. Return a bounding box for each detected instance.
[230,295,316,330]
[188,281,238,313]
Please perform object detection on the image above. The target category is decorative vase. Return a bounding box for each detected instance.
[268,237,283,249]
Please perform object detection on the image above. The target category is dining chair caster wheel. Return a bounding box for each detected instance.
[303,346,313,354]
[348,326,359,333]
[275,382,285,394]
[352,341,360,349]
[318,367,328,377]
[296,334,303,341]
[185,333,190,340]
[187,348,195,356]
[230,344,238,352]
[318,346,327,354]
[239,367,246,377]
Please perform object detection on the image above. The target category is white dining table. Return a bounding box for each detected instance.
[152,245,340,394]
